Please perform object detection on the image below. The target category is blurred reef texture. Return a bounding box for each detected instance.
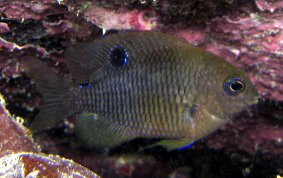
[0,0,282,177]
[0,101,100,177]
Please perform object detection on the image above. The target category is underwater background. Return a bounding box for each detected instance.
[0,0,282,177]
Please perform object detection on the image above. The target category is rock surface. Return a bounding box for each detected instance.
[0,98,100,177]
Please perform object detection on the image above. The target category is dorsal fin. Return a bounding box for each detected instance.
[64,31,188,84]
[64,40,111,84]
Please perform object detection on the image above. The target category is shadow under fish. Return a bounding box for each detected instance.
[20,31,259,151]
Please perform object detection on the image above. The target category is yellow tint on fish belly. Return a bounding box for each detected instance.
[74,99,233,151]
[20,31,259,151]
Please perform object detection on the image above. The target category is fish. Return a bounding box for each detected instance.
[21,31,259,151]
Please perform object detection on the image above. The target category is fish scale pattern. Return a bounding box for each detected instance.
[73,47,194,138]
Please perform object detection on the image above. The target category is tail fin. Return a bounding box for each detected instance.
[20,56,72,133]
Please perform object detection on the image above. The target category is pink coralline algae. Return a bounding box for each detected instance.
[0,0,283,177]
[0,1,49,19]
[84,6,158,30]
[0,152,100,177]
[0,103,100,177]
[0,99,38,157]
[254,0,283,12]
[206,110,283,157]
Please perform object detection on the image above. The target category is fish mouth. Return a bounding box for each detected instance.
[237,94,259,109]
[202,95,260,122]
[229,95,260,119]
[248,95,260,106]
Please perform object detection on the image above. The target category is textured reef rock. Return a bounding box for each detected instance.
[205,13,283,100]
[0,0,282,177]
[206,102,283,156]
[0,97,38,157]
[0,152,100,177]
[85,0,241,25]
[0,99,100,177]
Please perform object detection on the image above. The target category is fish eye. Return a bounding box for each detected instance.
[109,46,128,67]
[224,77,245,95]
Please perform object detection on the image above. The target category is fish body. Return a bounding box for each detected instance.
[21,31,258,150]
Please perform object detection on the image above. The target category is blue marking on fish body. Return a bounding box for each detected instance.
[79,83,92,88]
[124,52,128,64]
[177,141,195,150]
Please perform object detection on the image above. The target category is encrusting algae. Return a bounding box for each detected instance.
[20,31,259,151]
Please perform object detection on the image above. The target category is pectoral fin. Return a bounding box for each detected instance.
[75,112,134,150]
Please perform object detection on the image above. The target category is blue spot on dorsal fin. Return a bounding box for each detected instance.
[109,46,128,67]
[177,141,195,150]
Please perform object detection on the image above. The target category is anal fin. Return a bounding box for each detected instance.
[143,139,195,152]
[75,113,134,150]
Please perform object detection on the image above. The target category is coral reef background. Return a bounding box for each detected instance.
[0,0,282,177]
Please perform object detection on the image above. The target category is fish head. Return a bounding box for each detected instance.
[191,50,259,122]
[180,47,259,139]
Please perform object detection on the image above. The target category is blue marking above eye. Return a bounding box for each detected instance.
[177,141,195,150]
[79,83,91,88]
[109,46,128,67]
[224,77,245,95]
